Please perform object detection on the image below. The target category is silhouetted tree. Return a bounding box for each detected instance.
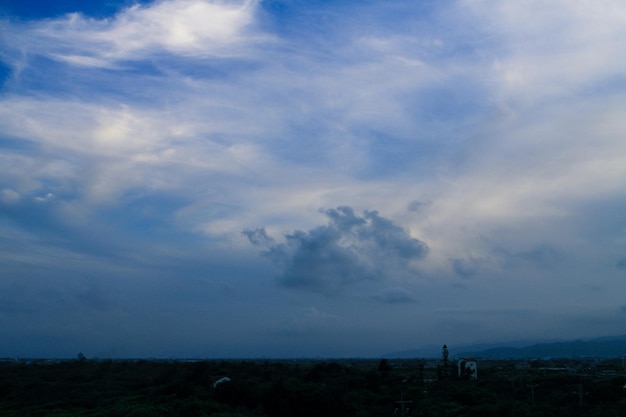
[378,359,392,376]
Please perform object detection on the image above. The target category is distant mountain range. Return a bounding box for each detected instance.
[384,335,626,359]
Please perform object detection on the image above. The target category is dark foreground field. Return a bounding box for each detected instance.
[0,358,624,416]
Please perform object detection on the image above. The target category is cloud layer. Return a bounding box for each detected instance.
[1,0,626,357]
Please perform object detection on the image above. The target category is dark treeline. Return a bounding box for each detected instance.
[0,358,624,416]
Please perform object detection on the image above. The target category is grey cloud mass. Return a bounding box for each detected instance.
[244,206,427,295]
[495,244,561,269]
[450,257,481,278]
[407,199,431,213]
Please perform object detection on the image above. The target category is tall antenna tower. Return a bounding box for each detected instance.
[442,344,449,377]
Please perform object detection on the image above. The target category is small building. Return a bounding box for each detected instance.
[458,358,478,380]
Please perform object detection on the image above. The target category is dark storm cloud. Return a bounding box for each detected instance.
[450,257,480,278]
[519,245,560,266]
[407,199,431,213]
[243,206,428,295]
[497,244,560,269]
[243,227,275,247]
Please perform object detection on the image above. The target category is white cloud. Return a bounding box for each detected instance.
[460,0,626,105]
[16,0,264,67]
[0,189,20,204]
[2,0,624,253]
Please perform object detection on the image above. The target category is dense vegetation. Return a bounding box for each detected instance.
[0,358,624,416]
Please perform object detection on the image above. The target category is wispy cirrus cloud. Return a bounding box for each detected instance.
[3,0,263,68]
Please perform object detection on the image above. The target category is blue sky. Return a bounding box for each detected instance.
[1,0,626,358]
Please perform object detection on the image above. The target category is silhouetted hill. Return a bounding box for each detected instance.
[457,335,626,359]
[383,335,626,359]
